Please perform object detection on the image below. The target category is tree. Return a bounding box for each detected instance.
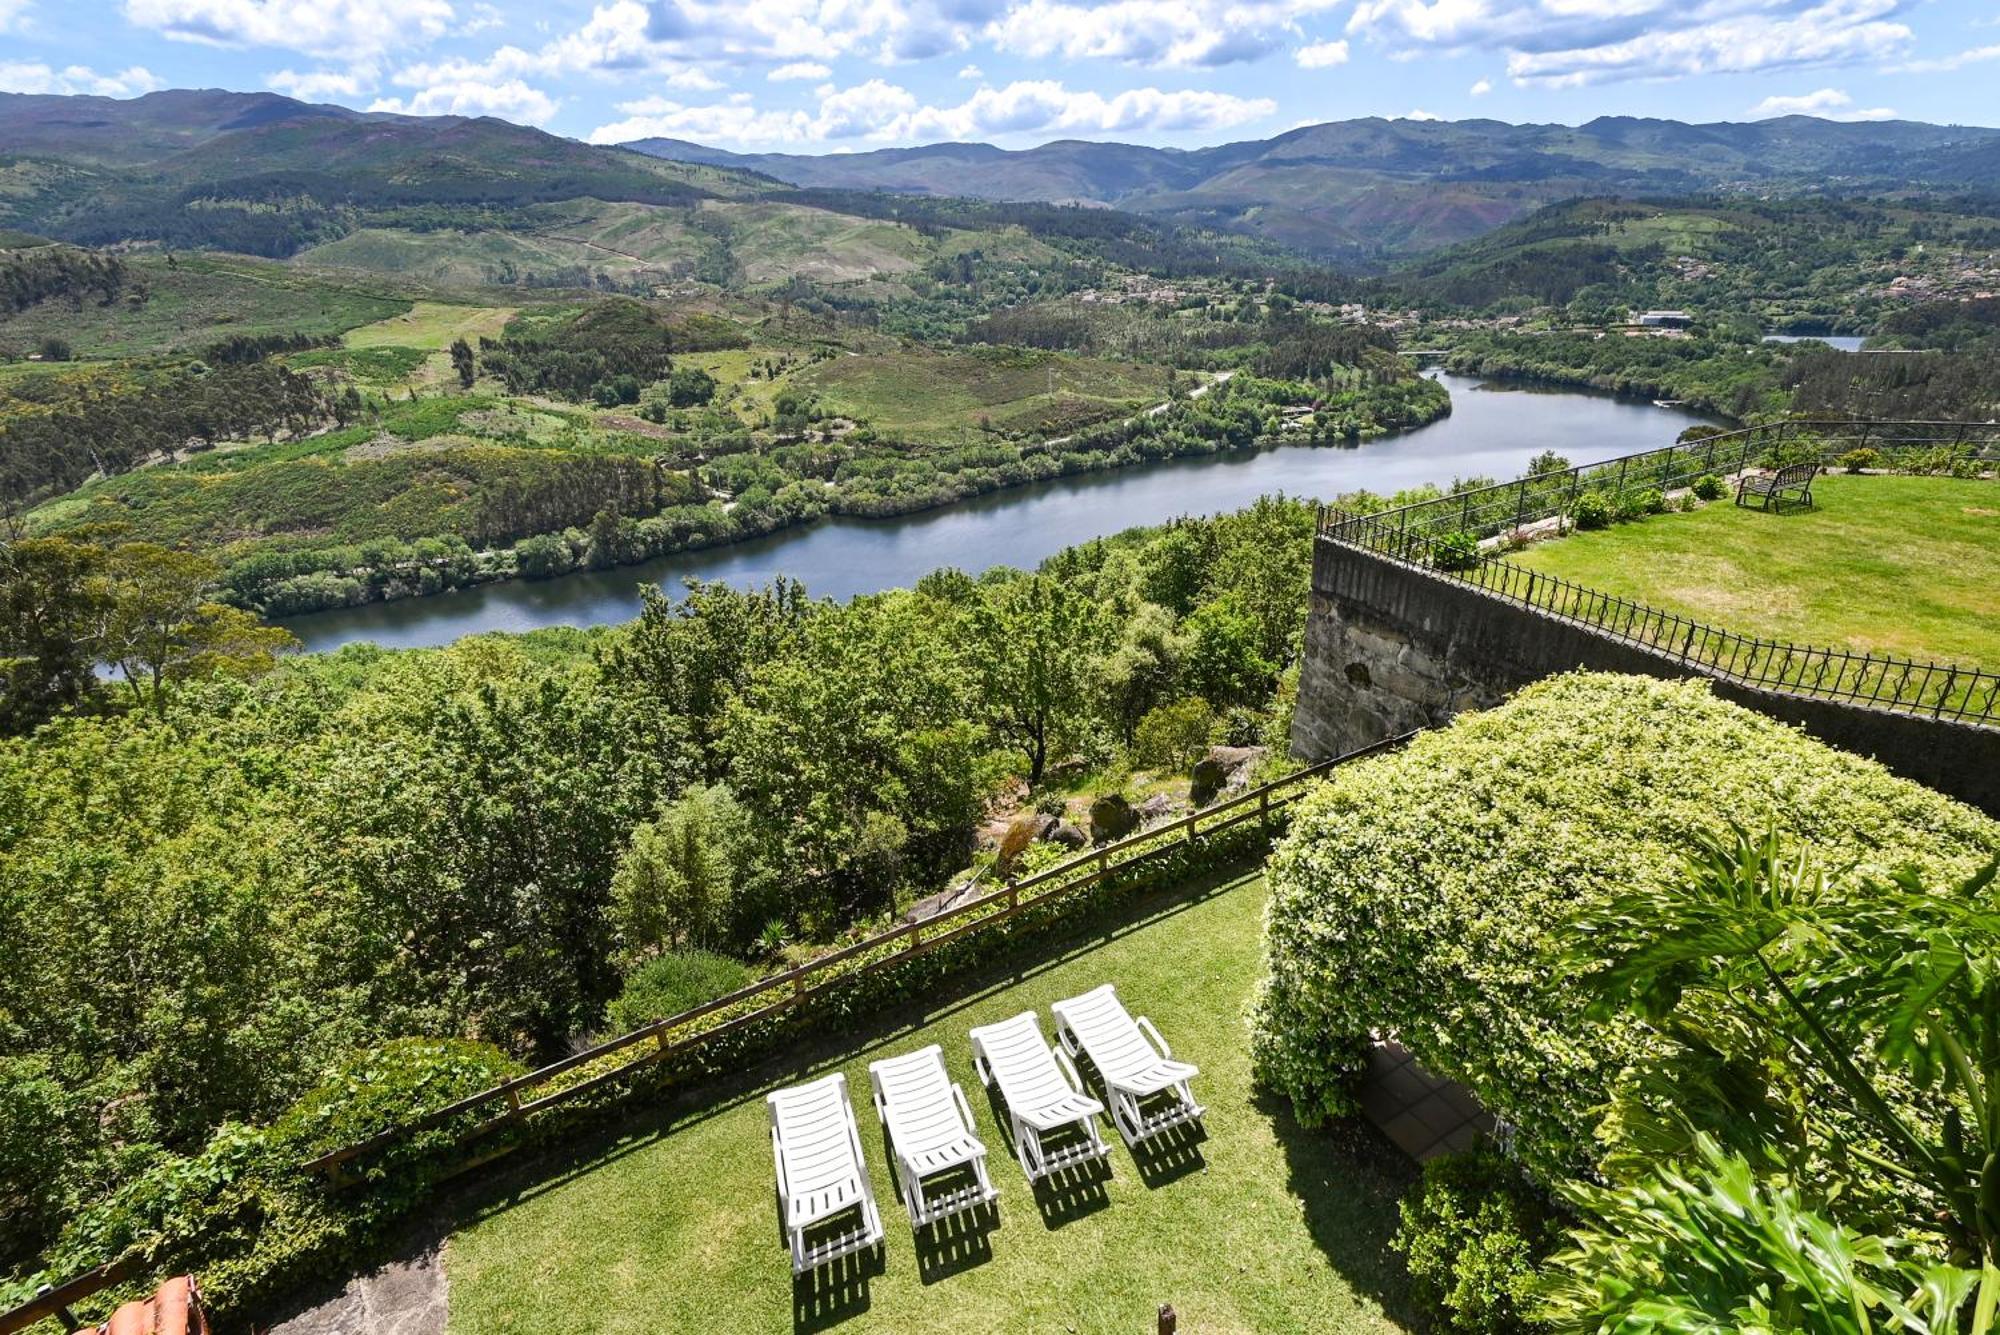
[1131,696,1213,771]
[450,338,475,390]
[0,536,109,734]
[1180,594,1275,706]
[99,544,294,712]
[610,785,757,961]
[968,574,1107,786]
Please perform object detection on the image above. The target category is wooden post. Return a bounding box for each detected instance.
[1159,1304,1178,1334]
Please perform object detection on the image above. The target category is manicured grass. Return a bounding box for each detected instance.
[1513,474,2000,669]
[443,871,1420,1334]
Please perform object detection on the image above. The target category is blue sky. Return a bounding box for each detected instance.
[5,1,1998,151]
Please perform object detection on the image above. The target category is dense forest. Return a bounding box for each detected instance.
[3,490,1457,1281]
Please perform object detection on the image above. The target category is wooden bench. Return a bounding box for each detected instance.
[1736,461,1819,511]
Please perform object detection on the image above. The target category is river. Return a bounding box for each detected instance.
[278,373,1721,654]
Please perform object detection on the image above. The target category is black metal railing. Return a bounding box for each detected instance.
[1322,508,2000,728]
[1320,418,1999,549]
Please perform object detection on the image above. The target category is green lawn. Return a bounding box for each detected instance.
[1514,474,2000,669]
[443,871,1420,1334]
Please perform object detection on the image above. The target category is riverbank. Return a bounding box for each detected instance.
[240,373,1452,618]
[275,374,1714,653]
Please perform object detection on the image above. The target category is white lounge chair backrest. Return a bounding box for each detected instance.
[1052,984,1160,1078]
[768,1072,883,1273]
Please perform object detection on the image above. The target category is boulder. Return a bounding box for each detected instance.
[1137,792,1176,824]
[1088,793,1139,843]
[1046,821,1089,850]
[1192,745,1267,806]
[996,812,1053,872]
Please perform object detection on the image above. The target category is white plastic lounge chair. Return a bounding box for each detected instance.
[768,1073,885,1274]
[1050,983,1206,1149]
[969,1010,1112,1182]
[867,1044,999,1228]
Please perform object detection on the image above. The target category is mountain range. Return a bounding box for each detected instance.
[3,90,1998,264]
[628,116,2000,258]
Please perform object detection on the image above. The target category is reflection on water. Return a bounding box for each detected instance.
[1763,333,1866,352]
[279,373,1721,654]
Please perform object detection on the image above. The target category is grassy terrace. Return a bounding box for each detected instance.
[1513,474,2000,668]
[442,870,1420,1334]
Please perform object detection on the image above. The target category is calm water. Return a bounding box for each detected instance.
[1763,333,1867,352]
[279,373,1720,653]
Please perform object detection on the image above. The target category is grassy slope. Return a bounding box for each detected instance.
[0,253,409,357]
[799,347,1167,444]
[1514,474,2000,668]
[444,871,1419,1335]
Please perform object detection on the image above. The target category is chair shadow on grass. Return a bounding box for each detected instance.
[913,1197,999,1286]
[1126,1116,1207,1190]
[791,1241,883,1334]
[978,1080,1113,1229]
[1256,1089,1427,1329]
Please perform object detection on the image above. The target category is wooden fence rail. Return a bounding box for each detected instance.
[0,733,1412,1334]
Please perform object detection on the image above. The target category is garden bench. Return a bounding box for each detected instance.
[1736,461,1819,511]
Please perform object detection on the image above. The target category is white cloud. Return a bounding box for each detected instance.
[1749,87,1895,120]
[370,76,559,123]
[958,63,983,79]
[988,0,1341,69]
[1398,107,1442,120]
[1347,0,1915,88]
[1892,44,2000,74]
[266,65,376,99]
[1295,39,1349,68]
[459,2,503,34]
[0,62,166,97]
[588,77,1274,146]
[1469,76,1492,94]
[769,61,831,81]
[122,0,456,59]
[0,0,29,34]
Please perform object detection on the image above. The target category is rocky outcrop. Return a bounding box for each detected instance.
[1088,793,1139,843]
[1190,744,1266,805]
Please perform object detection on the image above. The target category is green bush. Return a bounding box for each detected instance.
[606,950,754,1032]
[1251,673,1998,1168]
[1430,529,1482,572]
[1691,472,1726,501]
[1616,487,1664,520]
[1394,1149,1562,1334]
[1132,697,1215,770]
[1839,447,1884,473]
[1568,490,1614,530]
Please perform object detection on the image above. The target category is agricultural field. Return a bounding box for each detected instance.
[1513,473,2000,668]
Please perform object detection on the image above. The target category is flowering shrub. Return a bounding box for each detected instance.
[1250,673,1997,1178]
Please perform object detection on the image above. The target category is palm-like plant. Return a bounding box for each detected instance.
[1560,823,2000,1330]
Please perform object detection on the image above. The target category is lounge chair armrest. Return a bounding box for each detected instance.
[1136,1015,1173,1060]
[1053,1045,1087,1094]
[771,1126,790,1199]
[970,1041,991,1088]
[951,1082,979,1137]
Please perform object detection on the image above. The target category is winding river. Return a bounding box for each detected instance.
[278,373,1721,654]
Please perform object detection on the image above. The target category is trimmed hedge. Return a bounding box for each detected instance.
[1251,672,1999,1183]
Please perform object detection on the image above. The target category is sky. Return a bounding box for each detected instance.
[3,1,1998,153]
